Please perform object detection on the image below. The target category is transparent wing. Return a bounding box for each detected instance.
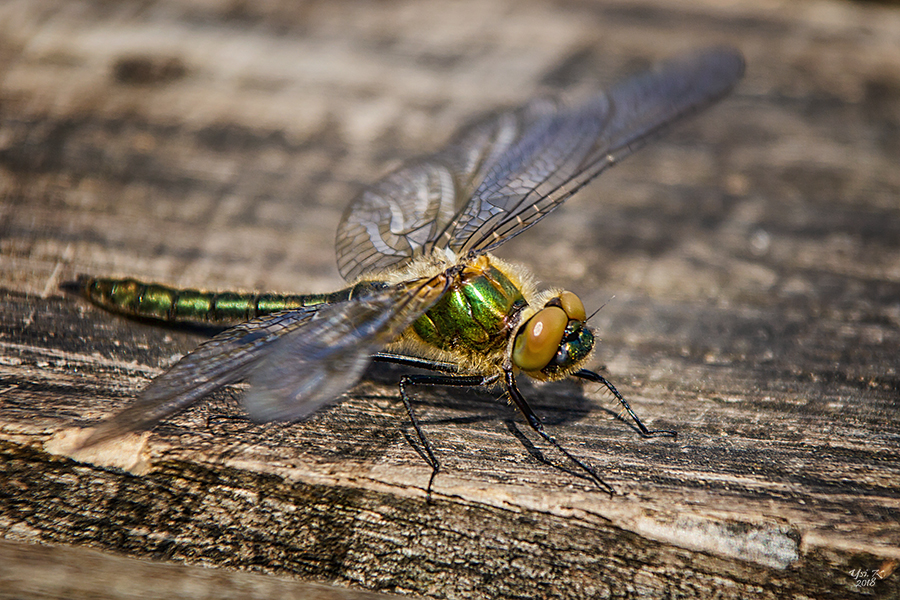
[241,276,445,422]
[335,102,553,281]
[443,46,745,254]
[83,278,445,446]
[335,159,461,281]
[335,46,743,280]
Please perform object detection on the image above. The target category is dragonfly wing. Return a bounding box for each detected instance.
[335,98,566,282]
[242,276,447,421]
[334,46,743,279]
[335,160,460,282]
[84,278,445,445]
[443,46,745,254]
[82,306,324,446]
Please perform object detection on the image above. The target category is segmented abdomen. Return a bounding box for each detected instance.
[82,277,382,326]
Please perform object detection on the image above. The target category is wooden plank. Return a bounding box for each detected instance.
[1,0,899,598]
[0,539,413,600]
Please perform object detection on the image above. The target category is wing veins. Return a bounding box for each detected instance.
[335,46,743,274]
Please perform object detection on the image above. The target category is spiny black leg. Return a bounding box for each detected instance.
[373,351,458,373]
[574,369,677,438]
[504,369,614,495]
[397,375,440,494]
[398,373,490,496]
[373,353,618,494]
[374,352,500,496]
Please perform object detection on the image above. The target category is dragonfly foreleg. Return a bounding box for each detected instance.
[574,369,677,438]
[504,369,614,495]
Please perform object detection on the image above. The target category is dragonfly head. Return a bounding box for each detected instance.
[512,291,594,381]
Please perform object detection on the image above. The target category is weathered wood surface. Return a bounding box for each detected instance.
[1,0,899,598]
[0,539,410,600]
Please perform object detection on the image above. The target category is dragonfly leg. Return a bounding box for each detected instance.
[373,353,617,494]
[574,369,677,438]
[398,373,490,495]
[374,352,490,495]
[504,369,614,495]
[372,351,459,374]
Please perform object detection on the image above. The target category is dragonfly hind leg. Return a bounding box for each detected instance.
[400,372,494,494]
[373,352,495,495]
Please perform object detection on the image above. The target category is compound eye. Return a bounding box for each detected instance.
[512,306,568,371]
[559,291,586,322]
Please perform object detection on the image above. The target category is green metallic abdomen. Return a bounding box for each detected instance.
[412,261,525,355]
[82,277,386,326]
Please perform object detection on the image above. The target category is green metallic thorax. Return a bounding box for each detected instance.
[411,261,526,356]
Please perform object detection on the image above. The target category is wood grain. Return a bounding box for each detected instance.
[1,0,899,598]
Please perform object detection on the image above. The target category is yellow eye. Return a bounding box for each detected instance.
[559,291,586,322]
[512,306,568,371]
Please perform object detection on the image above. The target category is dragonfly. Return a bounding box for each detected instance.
[77,46,744,493]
